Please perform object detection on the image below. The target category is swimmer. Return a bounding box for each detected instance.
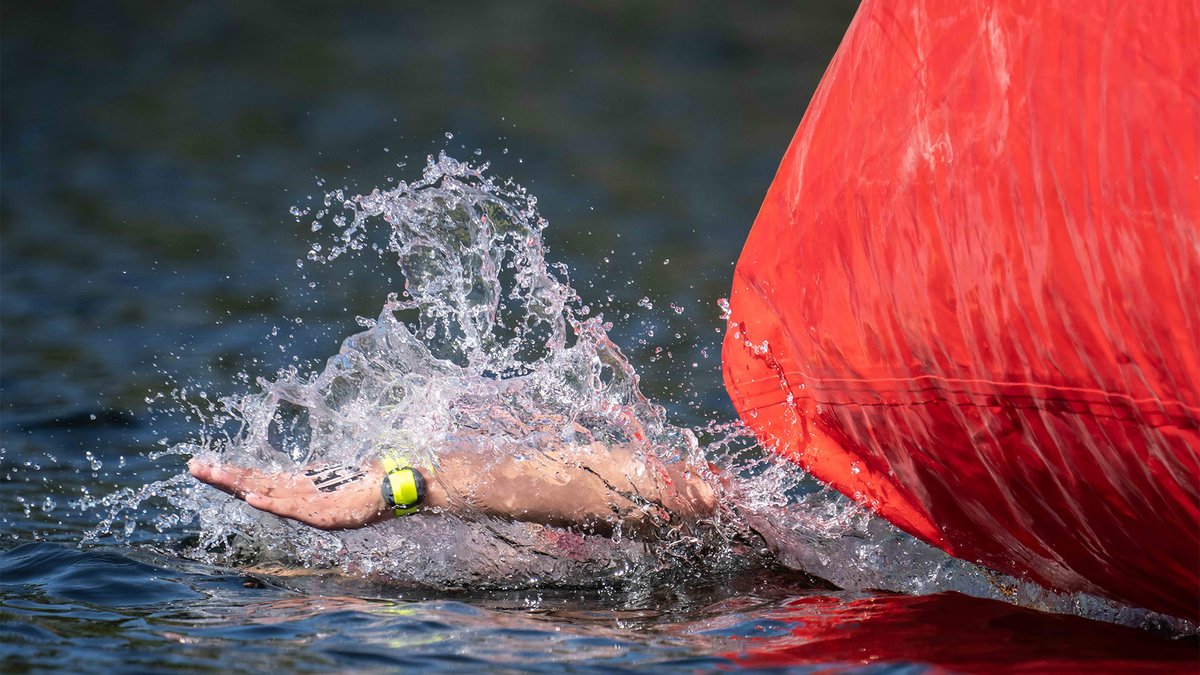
[188,435,720,539]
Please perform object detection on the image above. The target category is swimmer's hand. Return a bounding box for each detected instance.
[188,458,397,530]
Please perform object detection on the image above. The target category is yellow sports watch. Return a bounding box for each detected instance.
[380,453,428,517]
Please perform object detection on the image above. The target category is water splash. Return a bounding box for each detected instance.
[76,154,720,588]
[71,153,1194,632]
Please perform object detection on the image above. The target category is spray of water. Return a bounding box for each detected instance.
[78,154,720,587]
[73,153,1193,631]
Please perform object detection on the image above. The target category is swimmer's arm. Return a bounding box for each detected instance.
[187,441,717,537]
[434,441,718,538]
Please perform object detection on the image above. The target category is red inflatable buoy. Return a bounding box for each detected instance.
[723,0,1199,620]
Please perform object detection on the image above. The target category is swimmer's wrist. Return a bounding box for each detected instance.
[364,446,451,520]
[375,450,450,516]
[379,459,429,517]
[419,470,450,511]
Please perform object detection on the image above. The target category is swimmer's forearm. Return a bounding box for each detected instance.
[428,441,717,538]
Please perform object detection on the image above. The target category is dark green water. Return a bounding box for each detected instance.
[3,3,1197,672]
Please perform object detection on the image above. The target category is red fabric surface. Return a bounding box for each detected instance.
[723,0,1200,619]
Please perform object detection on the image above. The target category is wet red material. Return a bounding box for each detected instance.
[723,0,1199,619]
[723,592,1199,673]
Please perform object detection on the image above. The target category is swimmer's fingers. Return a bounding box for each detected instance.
[241,493,319,526]
[187,460,256,497]
[188,459,242,496]
[188,459,310,500]
[244,490,384,531]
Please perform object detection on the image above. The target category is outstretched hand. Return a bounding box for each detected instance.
[188,458,392,531]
